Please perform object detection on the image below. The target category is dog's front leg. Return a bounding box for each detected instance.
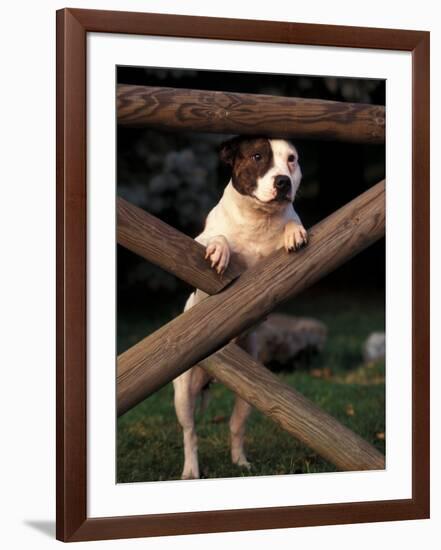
[204,235,230,274]
[284,220,308,252]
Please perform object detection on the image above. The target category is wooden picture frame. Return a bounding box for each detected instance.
[56,7,430,542]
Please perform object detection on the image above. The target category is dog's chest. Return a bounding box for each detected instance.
[211,211,286,268]
[232,227,283,267]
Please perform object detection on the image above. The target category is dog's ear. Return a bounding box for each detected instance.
[218,137,240,166]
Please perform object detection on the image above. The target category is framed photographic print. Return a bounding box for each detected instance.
[56,8,430,542]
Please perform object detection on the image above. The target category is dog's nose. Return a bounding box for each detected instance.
[274,175,291,191]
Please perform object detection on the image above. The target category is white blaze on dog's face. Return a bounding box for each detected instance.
[219,136,302,206]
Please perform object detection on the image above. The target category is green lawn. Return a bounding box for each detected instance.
[117,288,385,482]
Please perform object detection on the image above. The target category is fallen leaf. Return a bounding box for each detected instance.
[322,367,333,379]
[311,367,333,379]
[310,368,322,378]
[345,404,355,416]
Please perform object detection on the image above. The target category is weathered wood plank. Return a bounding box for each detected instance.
[117,180,385,416]
[117,197,242,294]
[202,343,384,471]
[117,84,385,144]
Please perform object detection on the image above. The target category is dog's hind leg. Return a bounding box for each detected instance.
[229,331,257,469]
[174,370,200,480]
[230,396,252,469]
[173,290,209,480]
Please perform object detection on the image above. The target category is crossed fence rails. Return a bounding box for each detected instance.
[116,84,386,471]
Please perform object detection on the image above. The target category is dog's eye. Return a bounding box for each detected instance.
[252,153,262,161]
[288,154,296,163]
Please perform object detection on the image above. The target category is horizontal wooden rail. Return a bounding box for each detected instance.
[117,84,385,144]
[117,180,385,416]
[117,197,242,294]
[202,343,384,471]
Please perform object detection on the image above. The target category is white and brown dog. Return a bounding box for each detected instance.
[173,136,307,479]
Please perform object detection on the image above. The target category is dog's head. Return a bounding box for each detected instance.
[219,136,302,206]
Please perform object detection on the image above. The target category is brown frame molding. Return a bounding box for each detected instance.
[56,8,430,542]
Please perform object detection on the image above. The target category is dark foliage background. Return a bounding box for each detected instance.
[117,66,385,315]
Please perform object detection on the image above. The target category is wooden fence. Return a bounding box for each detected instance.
[117,84,385,144]
[116,83,386,471]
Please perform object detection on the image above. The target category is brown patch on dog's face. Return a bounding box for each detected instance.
[219,137,274,197]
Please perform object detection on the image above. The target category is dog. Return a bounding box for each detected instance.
[173,136,307,479]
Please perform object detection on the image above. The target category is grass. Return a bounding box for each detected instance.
[117,287,385,483]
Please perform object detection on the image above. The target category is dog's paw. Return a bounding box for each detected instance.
[284,221,308,252]
[205,236,230,274]
[233,456,252,470]
[181,472,200,480]
[181,465,200,480]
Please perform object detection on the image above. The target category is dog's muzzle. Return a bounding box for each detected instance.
[274,175,291,199]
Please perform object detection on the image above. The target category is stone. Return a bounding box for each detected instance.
[363,331,385,363]
[256,313,327,366]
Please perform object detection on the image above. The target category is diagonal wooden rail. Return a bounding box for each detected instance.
[118,180,385,416]
[117,197,242,294]
[202,343,385,470]
[117,84,385,144]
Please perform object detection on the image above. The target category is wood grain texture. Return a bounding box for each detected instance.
[202,343,384,471]
[117,181,385,416]
[117,197,242,294]
[117,84,385,144]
